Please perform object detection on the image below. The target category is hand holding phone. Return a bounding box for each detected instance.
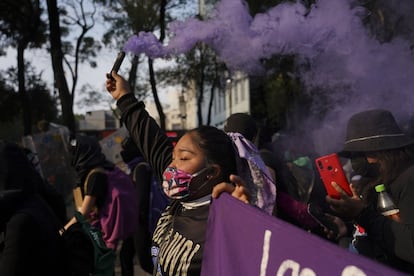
[315,153,352,199]
[108,51,125,80]
[307,203,339,235]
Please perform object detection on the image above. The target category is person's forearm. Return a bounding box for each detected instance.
[117,94,173,179]
[63,195,96,232]
[63,217,76,231]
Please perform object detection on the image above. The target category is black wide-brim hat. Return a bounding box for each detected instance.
[339,109,414,157]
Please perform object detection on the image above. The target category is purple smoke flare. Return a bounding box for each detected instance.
[123,0,414,154]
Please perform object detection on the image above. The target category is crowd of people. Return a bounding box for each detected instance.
[1,69,414,275]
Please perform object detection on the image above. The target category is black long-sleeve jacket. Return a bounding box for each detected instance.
[0,192,63,276]
[117,94,207,275]
[118,94,173,180]
[356,165,414,273]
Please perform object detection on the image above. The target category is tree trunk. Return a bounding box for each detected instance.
[206,73,218,126]
[148,58,166,130]
[128,55,139,91]
[159,0,166,42]
[148,0,167,130]
[197,55,205,126]
[17,42,32,135]
[46,0,76,133]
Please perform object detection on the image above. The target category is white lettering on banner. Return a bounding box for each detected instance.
[300,268,316,276]
[341,266,366,276]
[260,230,272,276]
[275,259,368,276]
[258,230,369,276]
[277,259,316,276]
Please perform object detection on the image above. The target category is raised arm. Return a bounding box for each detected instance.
[106,71,173,179]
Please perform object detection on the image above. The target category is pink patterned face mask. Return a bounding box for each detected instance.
[162,167,208,200]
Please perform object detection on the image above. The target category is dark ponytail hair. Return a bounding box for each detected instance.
[189,126,238,182]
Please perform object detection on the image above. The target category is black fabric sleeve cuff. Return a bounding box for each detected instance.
[354,205,380,229]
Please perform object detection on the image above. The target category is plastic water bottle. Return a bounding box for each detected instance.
[375,184,400,221]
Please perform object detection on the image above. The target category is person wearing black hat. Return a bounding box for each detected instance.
[326,109,414,273]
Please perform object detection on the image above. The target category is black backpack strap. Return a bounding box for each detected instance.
[73,167,105,211]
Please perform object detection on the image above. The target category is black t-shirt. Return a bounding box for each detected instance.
[152,202,210,276]
[0,194,63,276]
[84,171,108,209]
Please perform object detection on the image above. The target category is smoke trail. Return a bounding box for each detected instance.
[124,0,414,154]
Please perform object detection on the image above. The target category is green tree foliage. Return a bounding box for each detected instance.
[0,66,58,140]
[59,0,101,93]
[99,0,160,47]
[46,0,104,133]
[157,43,227,125]
[0,76,20,123]
[245,0,315,15]
[244,0,323,134]
[0,0,47,135]
[1,66,59,122]
[97,0,177,129]
[25,74,59,123]
[359,0,414,45]
[250,55,302,131]
[0,0,47,49]
[47,0,75,132]
[246,0,413,135]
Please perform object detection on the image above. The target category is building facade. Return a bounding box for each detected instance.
[78,69,251,135]
[78,110,120,131]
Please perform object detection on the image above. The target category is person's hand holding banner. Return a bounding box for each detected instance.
[212,174,250,204]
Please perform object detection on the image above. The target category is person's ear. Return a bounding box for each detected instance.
[207,165,221,179]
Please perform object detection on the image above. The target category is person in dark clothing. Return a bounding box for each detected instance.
[106,71,249,275]
[66,134,138,250]
[326,109,414,273]
[64,135,114,232]
[119,136,158,275]
[22,147,68,226]
[0,140,63,276]
[223,115,328,233]
[224,113,276,214]
[224,113,276,181]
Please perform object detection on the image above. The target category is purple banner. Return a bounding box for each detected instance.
[202,194,406,276]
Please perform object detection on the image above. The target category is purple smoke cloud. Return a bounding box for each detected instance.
[123,0,366,74]
[124,0,414,154]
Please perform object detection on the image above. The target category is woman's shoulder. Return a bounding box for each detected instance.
[392,163,414,198]
[85,168,109,190]
[9,196,54,233]
[396,163,414,182]
[86,167,111,178]
[8,211,37,232]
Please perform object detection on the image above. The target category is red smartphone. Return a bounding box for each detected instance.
[315,153,352,199]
